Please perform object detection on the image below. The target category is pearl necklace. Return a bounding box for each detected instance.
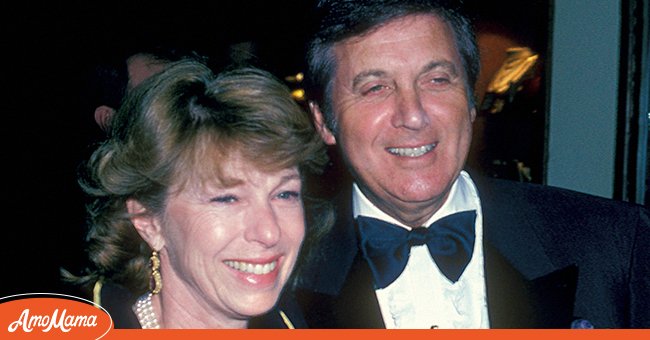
[133,293,161,329]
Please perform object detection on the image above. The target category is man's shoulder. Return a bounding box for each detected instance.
[473,174,645,214]
[473,175,650,283]
[472,174,649,250]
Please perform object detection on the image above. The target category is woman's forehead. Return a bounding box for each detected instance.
[177,152,301,190]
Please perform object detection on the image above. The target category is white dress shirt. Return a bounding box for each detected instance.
[352,171,490,329]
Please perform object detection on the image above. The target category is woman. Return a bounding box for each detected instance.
[73,60,328,328]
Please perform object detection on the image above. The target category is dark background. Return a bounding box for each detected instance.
[0,1,549,297]
[0,0,318,297]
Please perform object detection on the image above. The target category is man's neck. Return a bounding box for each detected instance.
[352,184,450,228]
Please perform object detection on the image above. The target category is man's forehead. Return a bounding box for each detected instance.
[333,14,459,76]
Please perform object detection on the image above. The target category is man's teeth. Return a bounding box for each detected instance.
[224,260,277,275]
[387,143,436,157]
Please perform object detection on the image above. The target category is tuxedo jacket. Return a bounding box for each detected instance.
[292,175,650,328]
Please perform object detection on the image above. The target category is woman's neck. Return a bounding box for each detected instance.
[151,291,248,329]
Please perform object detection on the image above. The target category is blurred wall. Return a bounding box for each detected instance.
[547,0,621,198]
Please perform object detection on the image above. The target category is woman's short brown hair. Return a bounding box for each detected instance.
[76,61,329,294]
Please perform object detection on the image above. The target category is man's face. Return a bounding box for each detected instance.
[315,14,475,227]
[94,54,169,131]
[126,53,168,90]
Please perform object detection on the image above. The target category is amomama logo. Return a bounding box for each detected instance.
[0,293,113,339]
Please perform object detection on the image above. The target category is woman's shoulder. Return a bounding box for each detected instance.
[96,281,141,329]
[248,291,307,329]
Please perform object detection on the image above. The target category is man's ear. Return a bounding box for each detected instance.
[309,101,337,145]
[126,199,164,250]
[94,105,116,131]
[470,106,477,123]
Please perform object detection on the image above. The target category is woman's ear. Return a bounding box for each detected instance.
[309,101,337,145]
[126,199,165,250]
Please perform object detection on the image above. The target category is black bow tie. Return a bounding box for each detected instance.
[357,210,477,289]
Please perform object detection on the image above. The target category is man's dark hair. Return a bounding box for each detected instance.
[306,0,480,132]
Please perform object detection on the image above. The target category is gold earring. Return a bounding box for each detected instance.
[150,250,162,295]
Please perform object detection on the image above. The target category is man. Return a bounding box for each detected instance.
[294,0,649,328]
[90,45,209,132]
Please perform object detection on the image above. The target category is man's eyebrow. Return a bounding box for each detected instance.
[420,60,459,76]
[351,61,459,88]
[352,69,387,89]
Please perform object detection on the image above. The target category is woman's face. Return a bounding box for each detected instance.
[156,155,305,323]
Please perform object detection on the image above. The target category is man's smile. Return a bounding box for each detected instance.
[386,142,437,157]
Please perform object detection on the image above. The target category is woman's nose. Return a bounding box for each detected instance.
[244,203,281,247]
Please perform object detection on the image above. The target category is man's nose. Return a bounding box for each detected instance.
[391,87,429,130]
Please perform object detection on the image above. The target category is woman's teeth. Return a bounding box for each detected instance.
[224,260,277,274]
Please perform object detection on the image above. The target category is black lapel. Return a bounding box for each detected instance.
[294,257,385,328]
[294,242,385,328]
[473,174,579,328]
[485,242,578,328]
[330,253,385,328]
[295,184,385,328]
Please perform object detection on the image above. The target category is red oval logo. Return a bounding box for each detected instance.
[0,293,113,339]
